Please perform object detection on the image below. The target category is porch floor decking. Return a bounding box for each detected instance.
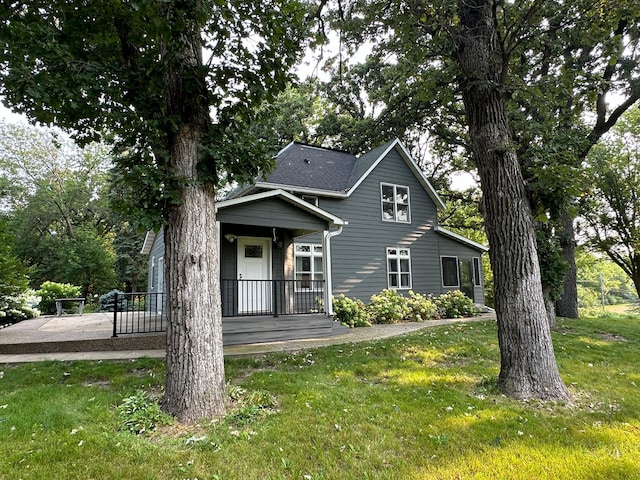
[0,313,349,354]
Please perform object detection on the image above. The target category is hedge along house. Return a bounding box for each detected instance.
[141,139,488,343]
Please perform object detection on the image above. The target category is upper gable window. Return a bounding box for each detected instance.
[381,183,410,223]
[300,195,319,207]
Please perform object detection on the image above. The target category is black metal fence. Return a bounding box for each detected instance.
[222,279,324,317]
[112,280,325,336]
[112,292,166,337]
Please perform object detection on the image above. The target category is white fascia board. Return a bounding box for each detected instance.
[276,141,296,157]
[253,181,348,198]
[347,139,446,211]
[140,231,156,255]
[215,188,346,226]
[435,226,489,252]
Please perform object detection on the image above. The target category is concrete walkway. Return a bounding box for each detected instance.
[0,311,496,364]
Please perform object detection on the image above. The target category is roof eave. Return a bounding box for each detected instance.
[140,231,157,255]
[253,181,348,198]
[435,226,489,252]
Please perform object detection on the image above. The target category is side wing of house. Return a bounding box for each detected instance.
[141,230,165,295]
[140,229,166,313]
[435,227,487,305]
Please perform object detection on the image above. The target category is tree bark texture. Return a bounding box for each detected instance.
[161,6,227,423]
[555,209,579,318]
[163,130,227,423]
[455,0,570,402]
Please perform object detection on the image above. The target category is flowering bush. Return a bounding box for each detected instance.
[405,290,439,321]
[332,289,479,327]
[368,289,410,324]
[36,281,82,315]
[434,290,481,318]
[332,294,371,327]
[0,289,40,325]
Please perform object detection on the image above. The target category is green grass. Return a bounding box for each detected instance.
[1,316,640,479]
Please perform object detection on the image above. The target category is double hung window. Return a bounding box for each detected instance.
[294,244,323,290]
[381,183,410,223]
[387,247,412,289]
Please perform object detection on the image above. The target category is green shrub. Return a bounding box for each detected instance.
[99,289,126,312]
[36,281,82,315]
[434,290,480,318]
[332,294,371,327]
[368,289,410,324]
[405,290,438,321]
[117,390,172,435]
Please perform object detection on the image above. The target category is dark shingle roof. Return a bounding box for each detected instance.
[263,143,357,192]
[346,139,396,188]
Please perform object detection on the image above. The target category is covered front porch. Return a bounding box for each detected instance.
[216,189,345,319]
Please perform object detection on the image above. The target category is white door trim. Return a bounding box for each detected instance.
[237,237,272,313]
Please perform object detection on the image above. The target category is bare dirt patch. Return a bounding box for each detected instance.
[598,332,629,343]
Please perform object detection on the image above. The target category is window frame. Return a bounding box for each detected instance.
[380,183,411,223]
[150,256,156,290]
[294,243,324,291]
[386,247,412,290]
[441,255,460,288]
[472,257,482,286]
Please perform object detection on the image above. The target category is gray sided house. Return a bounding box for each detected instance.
[142,139,487,337]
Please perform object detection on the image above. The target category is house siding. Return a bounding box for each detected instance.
[307,148,442,302]
[148,229,166,294]
[217,197,327,231]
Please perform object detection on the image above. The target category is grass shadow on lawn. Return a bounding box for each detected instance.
[0,317,639,479]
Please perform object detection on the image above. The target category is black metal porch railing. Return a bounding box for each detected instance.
[221,279,325,317]
[111,280,325,336]
[112,292,167,337]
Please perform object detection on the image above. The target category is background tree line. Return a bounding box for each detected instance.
[0,120,148,315]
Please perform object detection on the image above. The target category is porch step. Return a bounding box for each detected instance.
[222,314,337,345]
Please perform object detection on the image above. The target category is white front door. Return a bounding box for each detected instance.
[237,237,271,313]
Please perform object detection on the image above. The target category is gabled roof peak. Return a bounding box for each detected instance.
[232,138,444,210]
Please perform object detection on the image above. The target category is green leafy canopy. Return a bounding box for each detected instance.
[0,0,312,229]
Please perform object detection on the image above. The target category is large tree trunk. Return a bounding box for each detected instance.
[543,287,557,330]
[556,209,579,318]
[161,3,227,423]
[455,0,570,402]
[163,128,227,423]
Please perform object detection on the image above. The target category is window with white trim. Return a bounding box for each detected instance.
[473,257,481,286]
[294,243,323,290]
[381,183,410,223]
[387,247,412,289]
[441,256,460,287]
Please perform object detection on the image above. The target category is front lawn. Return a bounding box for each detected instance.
[1,316,639,479]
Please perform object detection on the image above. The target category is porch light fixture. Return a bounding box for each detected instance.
[224,234,237,243]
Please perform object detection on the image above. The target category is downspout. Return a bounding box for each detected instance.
[323,225,344,317]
